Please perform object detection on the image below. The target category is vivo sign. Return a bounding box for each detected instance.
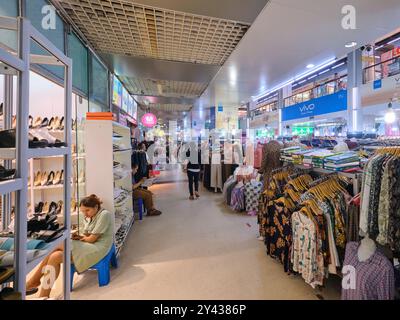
[282,90,347,122]
[299,103,315,114]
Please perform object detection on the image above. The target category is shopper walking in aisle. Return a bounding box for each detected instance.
[26,195,113,299]
[184,142,201,200]
[132,164,162,216]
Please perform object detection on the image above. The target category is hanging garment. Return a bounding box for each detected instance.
[222,175,235,199]
[341,242,395,300]
[367,155,387,238]
[325,213,340,274]
[210,164,223,189]
[254,143,263,169]
[222,164,237,186]
[388,158,400,253]
[346,202,360,243]
[245,141,255,167]
[230,185,245,212]
[203,164,211,189]
[266,203,293,273]
[244,181,263,215]
[225,180,238,206]
[377,158,392,245]
[291,211,325,288]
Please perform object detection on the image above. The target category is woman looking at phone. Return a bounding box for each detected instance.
[26,194,113,298]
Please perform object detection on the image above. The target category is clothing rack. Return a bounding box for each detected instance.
[271,164,293,175]
[308,172,339,188]
[289,169,310,180]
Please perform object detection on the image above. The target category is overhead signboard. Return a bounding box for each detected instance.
[281,90,347,122]
[112,76,122,108]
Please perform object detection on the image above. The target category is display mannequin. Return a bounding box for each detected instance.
[357,235,377,262]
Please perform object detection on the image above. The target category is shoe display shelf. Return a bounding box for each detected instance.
[0,17,72,299]
[85,119,134,256]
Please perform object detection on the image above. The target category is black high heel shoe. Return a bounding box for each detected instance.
[35,202,44,214]
[59,116,64,130]
[46,171,55,185]
[40,117,49,128]
[47,117,55,130]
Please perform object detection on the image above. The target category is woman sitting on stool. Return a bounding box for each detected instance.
[26,194,113,298]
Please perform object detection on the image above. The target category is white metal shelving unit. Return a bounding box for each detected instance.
[0,17,72,300]
[85,119,134,255]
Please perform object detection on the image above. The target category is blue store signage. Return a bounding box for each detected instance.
[373,79,382,90]
[282,90,348,122]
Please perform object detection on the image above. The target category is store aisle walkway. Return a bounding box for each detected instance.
[71,169,341,300]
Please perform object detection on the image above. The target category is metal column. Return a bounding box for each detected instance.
[14,17,30,299]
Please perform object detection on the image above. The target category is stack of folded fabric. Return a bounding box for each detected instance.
[302,149,333,167]
[291,150,313,165]
[323,151,360,172]
[310,150,336,168]
[280,146,302,163]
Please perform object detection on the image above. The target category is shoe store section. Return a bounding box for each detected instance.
[1,0,400,302]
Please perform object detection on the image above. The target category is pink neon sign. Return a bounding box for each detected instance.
[141,113,157,128]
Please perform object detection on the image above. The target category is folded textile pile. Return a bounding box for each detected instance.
[302,149,335,167]
[280,146,302,163]
[291,150,313,165]
[0,237,50,267]
[324,151,360,171]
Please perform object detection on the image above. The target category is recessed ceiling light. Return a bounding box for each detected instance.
[345,41,358,48]
[306,64,315,69]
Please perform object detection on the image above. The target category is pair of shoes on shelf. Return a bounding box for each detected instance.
[0,128,67,149]
[0,165,16,181]
[33,170,64,187]
[29,116,64,131]
[113,161,121,169]
[113,131,123,138]
[113,144,128,151]
[34,201,63,216]
[29,127,67,147]
[46,116,65,131]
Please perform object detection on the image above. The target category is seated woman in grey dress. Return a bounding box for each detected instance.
[26,194,113,298]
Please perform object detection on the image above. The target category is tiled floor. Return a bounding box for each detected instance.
[69,169,341,300]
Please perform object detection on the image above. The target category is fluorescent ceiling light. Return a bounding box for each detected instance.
[331,62,345,70]
[252,57,337,101]
[318,69,330,75]
[375,45,384,50]
[388,37,400,45]
[345,41,357,48]
[306,64,315,69]
[308,74,318,80]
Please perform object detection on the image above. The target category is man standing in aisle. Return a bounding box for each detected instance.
[132,164,162,216]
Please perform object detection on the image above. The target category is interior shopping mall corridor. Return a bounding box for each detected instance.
[69,168,341,300]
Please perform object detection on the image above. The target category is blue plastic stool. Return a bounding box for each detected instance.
[70,244,118,290]
[137,198,144,220]
[136,198,148,220]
